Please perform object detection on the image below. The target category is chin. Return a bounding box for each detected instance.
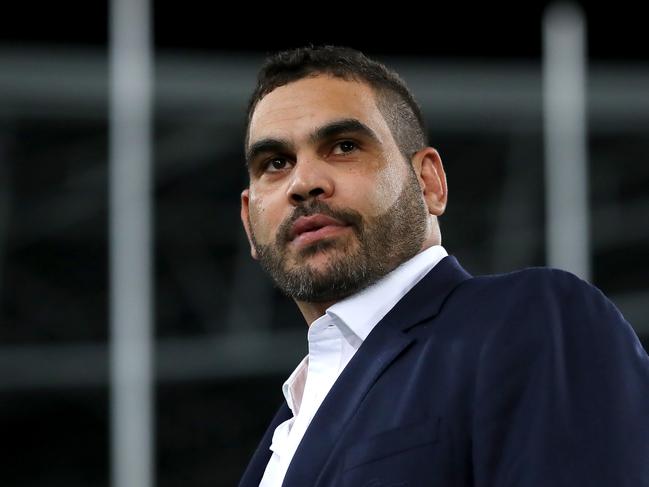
[296,236,354,259]
[292,248,340,272]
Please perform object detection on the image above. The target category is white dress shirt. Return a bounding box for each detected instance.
[259,245,449,487]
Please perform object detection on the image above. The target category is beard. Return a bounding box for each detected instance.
[248,167,429,302]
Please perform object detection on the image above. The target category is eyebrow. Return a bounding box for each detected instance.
[245,118,382,167]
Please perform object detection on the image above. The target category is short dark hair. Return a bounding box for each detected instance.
[245,45,428,163]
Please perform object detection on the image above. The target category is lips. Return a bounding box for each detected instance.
[289,214,349,245]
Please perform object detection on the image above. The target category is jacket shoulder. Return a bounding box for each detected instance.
[456,264,619,322]
[438,263,639,358]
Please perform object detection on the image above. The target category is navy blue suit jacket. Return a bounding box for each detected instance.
[239,255,649,487]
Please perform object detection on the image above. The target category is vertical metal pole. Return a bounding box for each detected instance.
[543,3,591,280]
[0,133,10,305]
[109,0,154,485]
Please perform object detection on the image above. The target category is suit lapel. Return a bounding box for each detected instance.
[238,402,292,487]
[389,255,472,332]
[282,255,472,486]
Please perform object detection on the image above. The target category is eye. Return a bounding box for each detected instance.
[332,140,358,155]
[264,157,291,173]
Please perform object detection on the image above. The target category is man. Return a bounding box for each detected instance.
[238,46,649,487]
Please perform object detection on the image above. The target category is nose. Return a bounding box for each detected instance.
[286,158,334,205]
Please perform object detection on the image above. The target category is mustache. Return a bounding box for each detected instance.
[276,200,364,246]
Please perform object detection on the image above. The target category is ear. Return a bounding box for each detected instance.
[240,188,259,259]
[411,147,447,216]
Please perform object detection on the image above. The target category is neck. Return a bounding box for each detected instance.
[295,299,337,327]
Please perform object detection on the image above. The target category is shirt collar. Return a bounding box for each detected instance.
[326,244,448,342]
[281,245,448,414]
[282,355,308,416]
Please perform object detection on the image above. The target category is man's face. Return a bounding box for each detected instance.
[241,75,430,303]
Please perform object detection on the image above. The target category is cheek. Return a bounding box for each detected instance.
[248,193,283,241]
[247,199,266,234]
[335,183,386,220]
[370,169,406,213]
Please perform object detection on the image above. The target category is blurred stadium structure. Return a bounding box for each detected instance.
[0,3,647,487]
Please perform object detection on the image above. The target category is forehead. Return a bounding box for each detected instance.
[248,75,390,147]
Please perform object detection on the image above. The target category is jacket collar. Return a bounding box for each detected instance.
[239,255,472,487]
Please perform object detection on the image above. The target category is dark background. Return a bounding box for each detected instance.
[3,2,649,59]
